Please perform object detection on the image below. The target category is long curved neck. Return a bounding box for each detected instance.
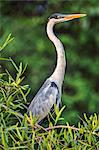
[47,20,66,87]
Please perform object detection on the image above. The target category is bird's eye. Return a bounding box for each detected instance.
[54,15,58,19]
[56,16,63,19]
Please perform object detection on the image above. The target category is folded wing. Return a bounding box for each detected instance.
[28,79,60,122]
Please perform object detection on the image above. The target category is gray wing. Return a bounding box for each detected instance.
[28,79,60,122]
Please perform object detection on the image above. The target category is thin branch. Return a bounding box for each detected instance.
[45,125,99,137]
[46,125,79,131]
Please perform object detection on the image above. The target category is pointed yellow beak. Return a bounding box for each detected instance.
[64,14,86,21]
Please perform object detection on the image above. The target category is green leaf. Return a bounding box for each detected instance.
[0,33,14,52]
[16,126,23,141]
[1,127,8,149]
[55,106,65,125]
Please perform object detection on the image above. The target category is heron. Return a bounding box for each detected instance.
[28,13,86,123]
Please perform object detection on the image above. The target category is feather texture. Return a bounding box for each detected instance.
[28,79,60,122]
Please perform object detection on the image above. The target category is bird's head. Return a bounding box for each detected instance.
[48,13,86,23]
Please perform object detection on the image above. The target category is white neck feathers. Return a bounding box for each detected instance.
[47,20,66,87]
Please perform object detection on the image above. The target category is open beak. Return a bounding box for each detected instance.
[64,14,86,21]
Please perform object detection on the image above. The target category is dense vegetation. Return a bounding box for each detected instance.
[0,36,99,149]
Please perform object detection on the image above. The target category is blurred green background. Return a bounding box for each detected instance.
[0,0,99,124]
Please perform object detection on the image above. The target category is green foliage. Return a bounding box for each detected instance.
[0,34,99,150]
[0,1,99,124]
[0,34,30,123]
[0,33,14,52]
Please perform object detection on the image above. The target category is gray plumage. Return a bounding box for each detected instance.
[28,79,60,122]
